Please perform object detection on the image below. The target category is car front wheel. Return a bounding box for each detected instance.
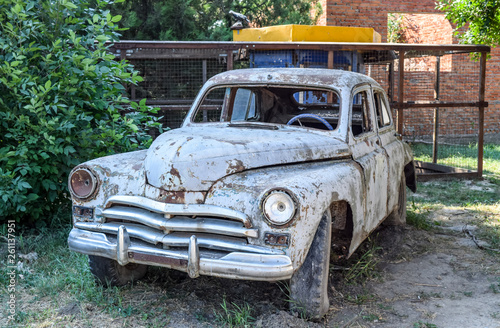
[88,255,148,287]
[289,210,332,318]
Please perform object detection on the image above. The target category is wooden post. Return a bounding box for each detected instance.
[478,52,487,178]
[328,51,334,69]
[226,50,233,71]
[432,56,441,164]
[328,51,334,103]
[388,62,394,103]
[202,60,207,83]
[397,51,405,134]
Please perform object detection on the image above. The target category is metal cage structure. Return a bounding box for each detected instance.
[110,41,490,180]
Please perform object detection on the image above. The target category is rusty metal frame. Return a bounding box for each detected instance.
[110,41,490,179]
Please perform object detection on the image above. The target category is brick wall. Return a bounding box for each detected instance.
[321,0,500,138]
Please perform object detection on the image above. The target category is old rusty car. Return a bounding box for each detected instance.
[68,68,416,317]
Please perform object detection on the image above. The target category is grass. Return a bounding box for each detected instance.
[489,277,500,294]
[214,297,254,328]
[406,142,500,251]
[344,238,381,284]
[411,143,500,179]
[413,321,438,328]
[0,221,151,327]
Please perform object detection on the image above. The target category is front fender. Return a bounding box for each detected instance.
[206,159,364,271]
[70,150,148,211]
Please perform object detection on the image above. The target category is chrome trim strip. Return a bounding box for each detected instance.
[68,228,293,281]
[74,222,281,255]
[187,235,200,278]
[102,206,258,238]
[116,225,130,266]
[105,195,251,227]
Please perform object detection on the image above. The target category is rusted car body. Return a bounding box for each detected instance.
[68,68,416,317]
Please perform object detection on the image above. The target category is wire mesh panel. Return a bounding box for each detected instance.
[121,47,228,129]
[395,50,483,173]
[406,106,480,171]
[110,41,488,178]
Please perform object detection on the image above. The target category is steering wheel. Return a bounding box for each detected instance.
[286,113,334,131]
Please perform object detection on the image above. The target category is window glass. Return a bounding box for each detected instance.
[193,87,225,123]
[293,90,339,105]
[232,88,258,121]
[351,90,372,137]
[374,92,391,128]
[192,86,341,131]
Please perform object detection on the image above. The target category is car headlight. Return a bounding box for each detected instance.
[69,167,98,199]
[262,190,296,226]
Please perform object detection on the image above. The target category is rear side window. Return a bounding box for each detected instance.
[374,91,392,128]
[351,90,373,137]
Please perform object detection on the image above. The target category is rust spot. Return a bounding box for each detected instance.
[226,159,246,175]
[331,201,347,230]
[159,190,186,204]
[169,167,181,180]
[158,190,207,204]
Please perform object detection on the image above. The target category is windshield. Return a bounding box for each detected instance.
[192,86,341,131]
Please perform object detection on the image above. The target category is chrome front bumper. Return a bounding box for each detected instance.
[68,226,293,281]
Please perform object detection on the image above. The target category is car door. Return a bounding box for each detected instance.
[348,85,389,232]
[373,88,406,214]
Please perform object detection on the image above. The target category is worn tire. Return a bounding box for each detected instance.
[384,172,407,226]
[88,255,147,287]
[289,211,332,319]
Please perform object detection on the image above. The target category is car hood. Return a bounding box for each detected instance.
[145,125,350,191]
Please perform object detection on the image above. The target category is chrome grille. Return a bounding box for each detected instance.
[80,195,274,255]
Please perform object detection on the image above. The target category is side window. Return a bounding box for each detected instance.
[374,91,392,128]
[351,90,373,137]
[193,88,225,123]
[231,88,258,121]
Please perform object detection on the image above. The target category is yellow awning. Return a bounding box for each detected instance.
[233,25,381,43]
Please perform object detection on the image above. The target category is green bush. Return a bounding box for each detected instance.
[0,0,160,224]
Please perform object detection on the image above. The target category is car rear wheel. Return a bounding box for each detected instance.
[384,172,407,225]
[289,210,332,318]
[88,255,147,287]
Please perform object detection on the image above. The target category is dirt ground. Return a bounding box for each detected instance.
[4,206,500,328]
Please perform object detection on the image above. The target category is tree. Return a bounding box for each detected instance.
[113,0,322,41]
[437,0,500,46]
[0,0,159,224]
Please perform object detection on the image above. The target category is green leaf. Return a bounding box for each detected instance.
[19,181,32,189]
[111,15,122,23]
[27,193,39,201]
[96,35,109,42]
[63,2,78,9]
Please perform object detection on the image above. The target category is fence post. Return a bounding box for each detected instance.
[226,50,234,71]
[478,51,487,178]
[397,50,405,134]
[432,56,441,164]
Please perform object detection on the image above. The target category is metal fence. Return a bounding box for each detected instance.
[111,41,489,179]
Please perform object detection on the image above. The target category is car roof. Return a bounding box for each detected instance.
[206,68,380,91]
